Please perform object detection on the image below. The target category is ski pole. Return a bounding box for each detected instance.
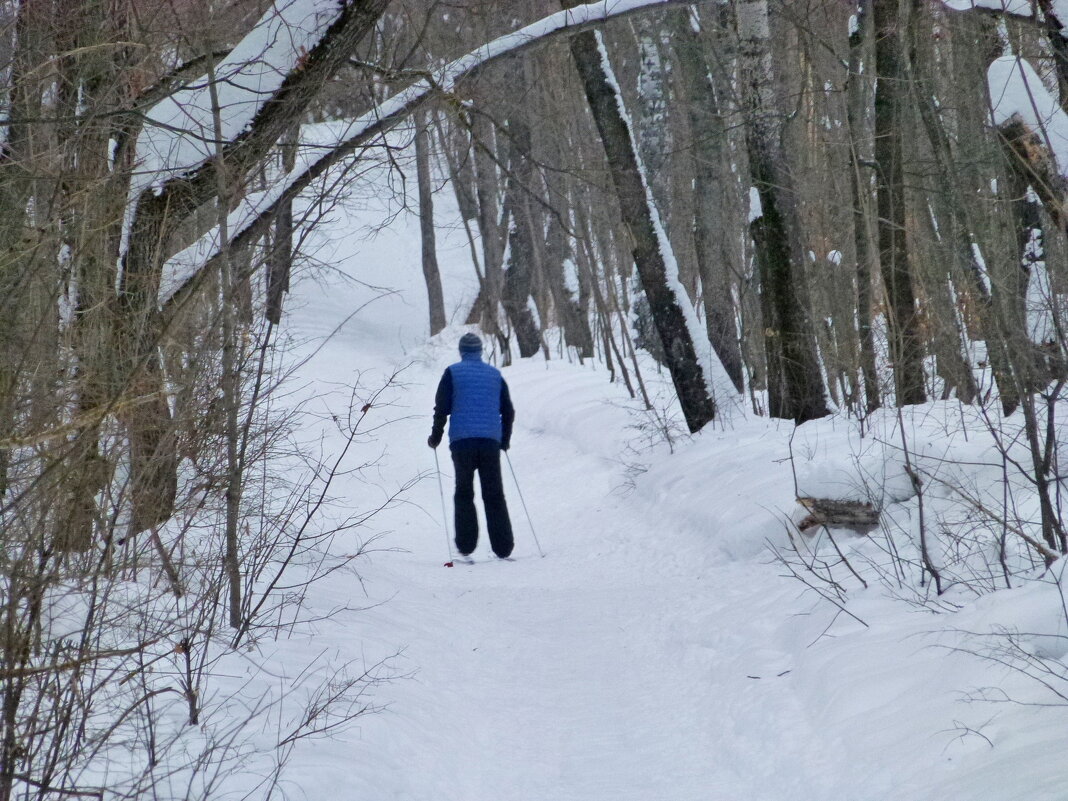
[434,449,456,567]
[505,451,544,558]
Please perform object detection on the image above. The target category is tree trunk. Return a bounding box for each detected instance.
[534,82,595,359]
[470,109,508,335]
[207,46,245,630]
[874,0,926,406]
[735,0,829,422]
[674,10,746,394]
[267,124,297,326]
[500,63,545,358]
[905,7,1018,412]
[846,0,881,413]
[563,13,718,431]
[55,0,128,551]
[415,108,447,336]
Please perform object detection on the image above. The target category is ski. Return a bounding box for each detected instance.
[444,555,516,566]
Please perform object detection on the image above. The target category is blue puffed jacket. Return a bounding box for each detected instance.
[431,352,514,449]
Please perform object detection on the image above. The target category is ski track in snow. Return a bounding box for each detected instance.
[254,154,1067,801]
[293,348,832,800]
[273,203,832,796]
[279,298,875,798]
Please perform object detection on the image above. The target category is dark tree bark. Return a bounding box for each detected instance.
[846,0,881,413]
[735,0,828,423]
[906,7,1019,413]
[415,108,447,336]
[563,8,717,431]
[0,0,47,500]
[534,76,595,360]
[267,125,297,326]
[500,64,545,358]
[673,11,746,394]
[57,0,132,550]
[468,109,508,336]
[874,0,926,406]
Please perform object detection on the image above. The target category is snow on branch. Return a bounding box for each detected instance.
[987,54,1068,173]
[159,0,704,310]
[132,0,343,201]
[940,0,1068,28]
[123,0,388,306]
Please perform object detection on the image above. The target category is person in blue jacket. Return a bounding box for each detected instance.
[428,333,515,559]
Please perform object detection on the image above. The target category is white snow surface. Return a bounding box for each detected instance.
[133,0,342,198]
[941,0,1038,14]
[987,55,1068,172]
[193,147,1068,801]
[748,185,762,222]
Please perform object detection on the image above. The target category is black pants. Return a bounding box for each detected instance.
[452,440,514,558]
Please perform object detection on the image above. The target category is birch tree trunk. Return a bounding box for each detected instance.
[734,0,829,422]
[563,5,718,431]
[674,9,746,394]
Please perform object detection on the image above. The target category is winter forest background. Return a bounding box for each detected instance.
[5,0,1068,797]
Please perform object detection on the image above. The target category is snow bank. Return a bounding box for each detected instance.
[987,54,1068,172]
[154,135,1068,801]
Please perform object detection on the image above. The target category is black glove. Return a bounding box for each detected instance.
[428,433,441,449]
[500,439,510,452]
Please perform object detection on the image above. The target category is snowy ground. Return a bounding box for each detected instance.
[233,154,1068,801]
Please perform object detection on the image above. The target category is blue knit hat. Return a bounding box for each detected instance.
[459,333,482,355]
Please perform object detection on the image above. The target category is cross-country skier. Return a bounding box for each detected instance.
[428,333,515,559]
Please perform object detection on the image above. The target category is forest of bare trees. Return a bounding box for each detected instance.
[1,0,1068,795]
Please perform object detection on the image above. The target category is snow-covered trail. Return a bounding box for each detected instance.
[268,164,1064,800]
[282,266,839,799]
[346,392,824,799]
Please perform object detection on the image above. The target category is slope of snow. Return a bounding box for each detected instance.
[223,150,1068,801]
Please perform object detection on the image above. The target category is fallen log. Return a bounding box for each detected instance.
[797,497,879,532]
